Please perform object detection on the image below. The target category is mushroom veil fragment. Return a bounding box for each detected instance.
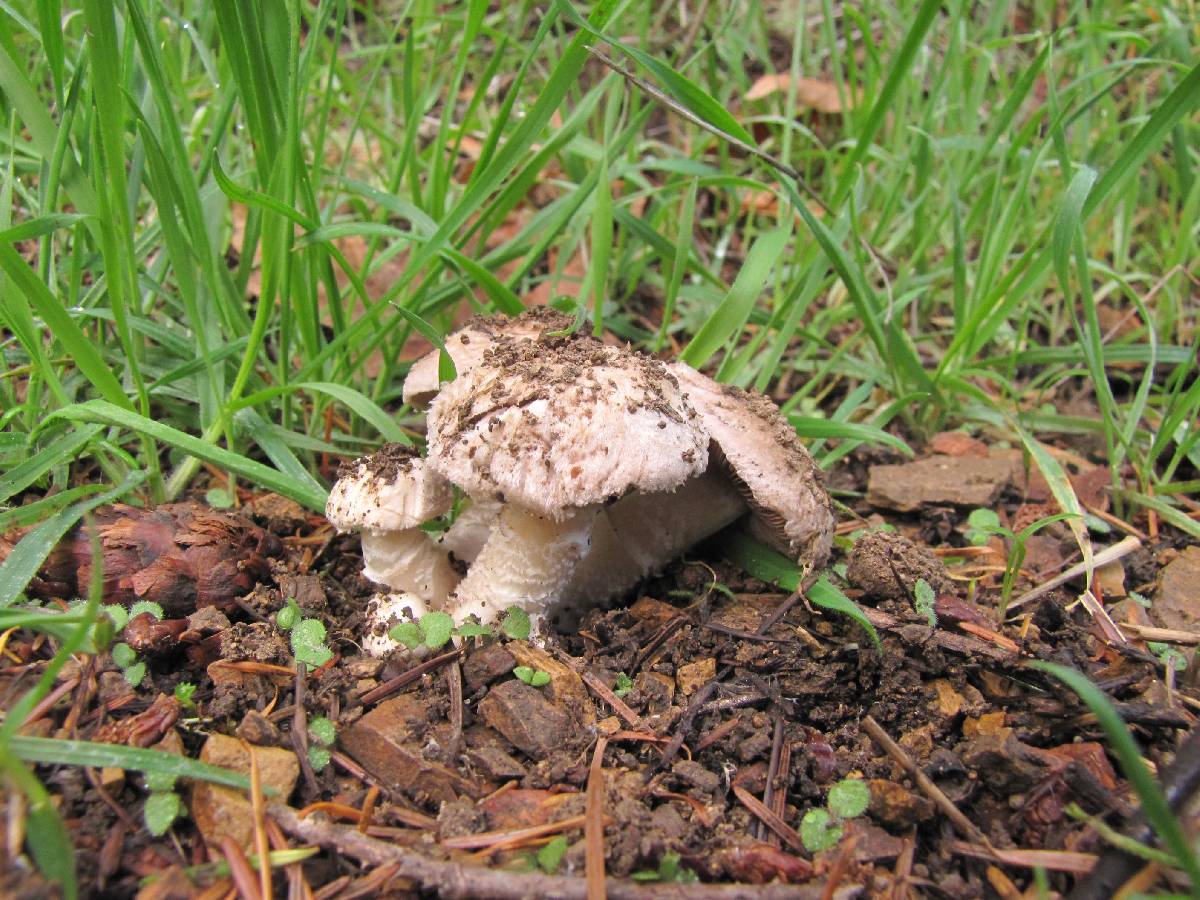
[328,310,836,635]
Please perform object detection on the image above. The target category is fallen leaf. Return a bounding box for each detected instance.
[745,74,851,113]
[928,432,989,458]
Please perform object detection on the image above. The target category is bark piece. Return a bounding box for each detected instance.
[866,455,1016,513]
[190,733,298,848]
[339,693,484,806]
[478,679,574,758]
[1154,546,1200,631]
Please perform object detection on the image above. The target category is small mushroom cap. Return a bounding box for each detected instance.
[670,362,835,567]
[402,307,574,408]
[325,444,453,532]
[427,334,709,520]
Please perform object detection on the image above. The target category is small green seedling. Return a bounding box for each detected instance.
[276,598,333,667]
[913,578,937,628]
[173,682,197,710]
[275,597,302,630]
[800,778,870,853]
[307,716,336,772]
[105,600,166,686]
[632,852,698,883]
[964,508,1001,546]
[500,606,531,640]
[111,641,146,687]
[142,770,182,836]
[290,620,333,668]
[390,611,454,650]
[513,666,551,687]
[964,510,1080,613]
[205,487,235,509]
[1147,642,1187,674]
[613,672,633,698]
[391,606,533,649]
[536,835,569,873]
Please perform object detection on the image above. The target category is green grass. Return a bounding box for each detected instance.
[0,2,1197,890]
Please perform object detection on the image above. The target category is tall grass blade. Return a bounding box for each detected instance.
[680,227,790,370]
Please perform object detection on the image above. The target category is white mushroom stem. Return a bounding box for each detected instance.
[360,529,459,611]
[555,468,748,624]
[438,498,501,566]
[450,505,596,624]
[362,592,428,657]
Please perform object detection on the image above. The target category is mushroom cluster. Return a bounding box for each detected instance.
[328,309,834,647]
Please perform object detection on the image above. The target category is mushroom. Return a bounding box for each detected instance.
[424,332,712,625]
[334,311,835,633]
[324,444,458,618]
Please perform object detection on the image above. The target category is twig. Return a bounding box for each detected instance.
[292,662,319,795]
[858,606,1019,662]
[702,622,791,643]
[273,805,829,898]
[581,670,643,729]
[769,733,791,848]
[587,737,609,900]
[247,741,273,900]
[890,831,916,900]
[694,717,741,754]
[758,720,787,844]
[357,648,462,705]
[445,814,592,854]
[861,716,990,848]
[820,831,859,900]
[265,816,311,900]
[631,616,688,674]
[1008,536,1141,611]
[947,841,1096,874]
[447,660,464,763]
[649,588,810,780]
[220,835,264,900]
[1117,623,1200,645]
[731,786,807,855]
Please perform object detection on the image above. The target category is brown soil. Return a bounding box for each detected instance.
[3,440,1197,899]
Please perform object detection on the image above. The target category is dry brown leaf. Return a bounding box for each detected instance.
[745,74,851,113]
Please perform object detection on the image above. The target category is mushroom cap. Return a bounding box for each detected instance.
[427,334,709,520]
[402,307,574,408]
[670,362,835,567]
[325,443,453,532]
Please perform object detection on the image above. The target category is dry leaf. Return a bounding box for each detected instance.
[745,74,850,113]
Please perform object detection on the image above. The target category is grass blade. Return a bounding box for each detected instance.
[1029,661,1200,887]
[8,736,268,793]
[47,401,328,511]
[680,227,790,370]
[0,425,103,503]
[720,530,880,650]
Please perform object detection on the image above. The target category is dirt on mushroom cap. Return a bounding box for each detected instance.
[403,307,575,407]
[426,331,710,519]
[326,443,453,533]
[337,441,418,482]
